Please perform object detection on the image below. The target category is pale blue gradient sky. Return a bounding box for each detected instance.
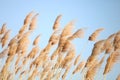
[0,0,120,80]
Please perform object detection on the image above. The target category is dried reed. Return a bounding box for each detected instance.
[89,28,104,41]
[33,34,41,45]
[74,54,81,66]
[0,23,7,34]
[0,48,9,59]
[0,12,119,80]
[72,61,85,74]
[53,15,62,30]
[24,11,34,25]
[29,13,39,30]
[85,56,105,80]
[116,74,120,80]
[103,50,120,75]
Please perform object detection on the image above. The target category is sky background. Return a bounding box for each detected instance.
[0,0,120,80]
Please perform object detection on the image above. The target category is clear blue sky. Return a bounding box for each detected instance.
[0,0,120,80]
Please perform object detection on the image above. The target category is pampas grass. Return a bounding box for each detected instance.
[1,30,11,47]
[74,54,81,66]
[0,11,120,80]
[0,23,7,34]
[68,28,85,40]
[113,31,120,51]
[103,50,120,75]
[29,13,39,30]
[85,56,105,80]
[0,48,9,59]
[24,11,34,25]
[72,61,85,74]
[89,28,104,41]
[33,34,41,46]
[53,15,62,30]
[116,74,120,80]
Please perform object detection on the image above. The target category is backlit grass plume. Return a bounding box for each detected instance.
[0,11,120,80]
